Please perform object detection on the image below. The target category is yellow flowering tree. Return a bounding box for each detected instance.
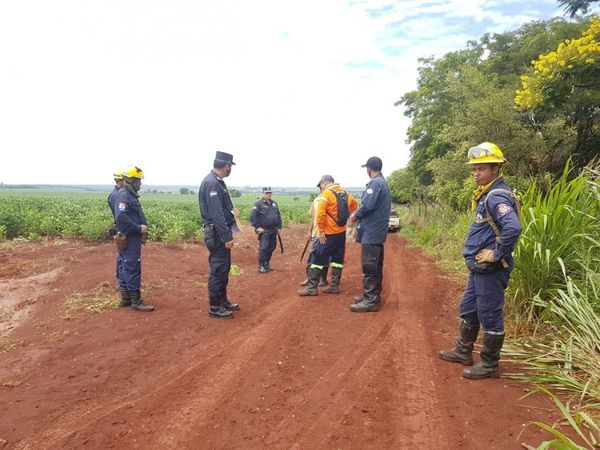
[515,16,600,110]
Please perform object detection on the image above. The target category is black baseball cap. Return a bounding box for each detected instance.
[316,174,334,187]
[361,156,382,172]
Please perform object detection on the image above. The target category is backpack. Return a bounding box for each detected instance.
[327,191,349,226]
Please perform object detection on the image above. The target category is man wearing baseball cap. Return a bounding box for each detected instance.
[347,156,391,312]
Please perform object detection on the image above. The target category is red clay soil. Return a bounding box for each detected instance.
[0,225,558,449]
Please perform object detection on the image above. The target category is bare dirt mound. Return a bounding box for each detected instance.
[0,225,555,449]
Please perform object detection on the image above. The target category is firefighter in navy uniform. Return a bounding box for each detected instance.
[108,172,124,221]
[199,151,240,319]
[348,157,391,313]
[108,171,124,286]
[114,166,154,312]
[439,142,522,379]
[250,187,282,273]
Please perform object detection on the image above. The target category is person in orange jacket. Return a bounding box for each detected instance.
[298,175,358,296]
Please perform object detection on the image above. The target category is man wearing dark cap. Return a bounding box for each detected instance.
[298,175,358,297]
[198,151,240,319]
[348,156,391,312]
[250,187,282,273]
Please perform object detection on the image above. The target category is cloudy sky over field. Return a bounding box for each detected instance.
[0,0,575,187]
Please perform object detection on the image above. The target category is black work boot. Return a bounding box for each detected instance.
[222,299,240,311]
[119,288,131,307]
[319,265,329,287]
[209,305,233,319]
[439,320,480,366]
[297,267,321,297]
[463,332,504,379]
[129,290,155,312]
[323,267,342,294]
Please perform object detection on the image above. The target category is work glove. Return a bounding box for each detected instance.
[475,249,495,264]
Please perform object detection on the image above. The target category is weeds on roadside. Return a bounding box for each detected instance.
[520,389,599,450]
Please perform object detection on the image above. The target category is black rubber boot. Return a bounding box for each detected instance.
[297,267,321,297]
[350,274,380,312]
[463,332,505,379]
[129,290,155,312]
[209,305,233,319]
[323,267,342,294]
[319,265,329,287]
[119,288,131,307]
[439,320,480,366]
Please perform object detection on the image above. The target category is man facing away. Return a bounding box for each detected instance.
[198,151,241,319]
[348,156,391,313]
[297,175,358,297]
[250,187,282,273]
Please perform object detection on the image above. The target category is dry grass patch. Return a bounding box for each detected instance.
[63,284,119,319]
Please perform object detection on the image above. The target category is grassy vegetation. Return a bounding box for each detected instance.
[0,191,312,242]
[63,283,120,318]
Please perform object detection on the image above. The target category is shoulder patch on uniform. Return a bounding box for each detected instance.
[209,191,218,197]
[366,188,374,194]
[118,202,126,211]
[495,203,512,217]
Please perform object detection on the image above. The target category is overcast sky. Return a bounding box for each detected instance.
[0,0,574,187]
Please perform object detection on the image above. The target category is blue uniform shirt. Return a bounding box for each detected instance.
[354,173,392,245]
[463,178,522,262]
[114,185,147,237]
[199,171,235,243]
[108,186,120,220]
[250,199,282,230]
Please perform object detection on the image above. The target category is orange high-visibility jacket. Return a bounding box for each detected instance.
[316,183,358,235]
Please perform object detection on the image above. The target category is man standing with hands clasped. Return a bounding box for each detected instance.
[250,187,282,273]
[199,151,241,319]
[348,156,391,313]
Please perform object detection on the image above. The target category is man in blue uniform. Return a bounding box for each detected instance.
[114,166,154,312]
[250,187,282,273]
[108,171,124,286]
[348,156,391,312]
[439,142,522,379]
[199,151,240,319]
[108,172,124,220]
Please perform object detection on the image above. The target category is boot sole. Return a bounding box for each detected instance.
[209,313,234,319]
[462,370,500,379]
[438,354,473,366]
[350,306,379,312]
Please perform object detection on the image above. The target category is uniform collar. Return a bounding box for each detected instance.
[124,183,139,198]
[210,170,223,182]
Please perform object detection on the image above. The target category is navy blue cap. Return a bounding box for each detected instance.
[214,151,236,165]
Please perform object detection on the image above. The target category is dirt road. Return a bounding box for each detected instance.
[0,225,554,449]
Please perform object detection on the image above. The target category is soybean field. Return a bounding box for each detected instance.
[0,190,312,243]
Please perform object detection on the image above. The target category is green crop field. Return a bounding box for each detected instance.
[0,190,312,243]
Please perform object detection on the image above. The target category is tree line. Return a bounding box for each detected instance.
[389,8,599,209]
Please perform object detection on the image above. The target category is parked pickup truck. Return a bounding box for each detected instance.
[388,210,400,232]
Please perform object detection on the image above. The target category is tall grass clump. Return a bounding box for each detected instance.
[509,161,600,323]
